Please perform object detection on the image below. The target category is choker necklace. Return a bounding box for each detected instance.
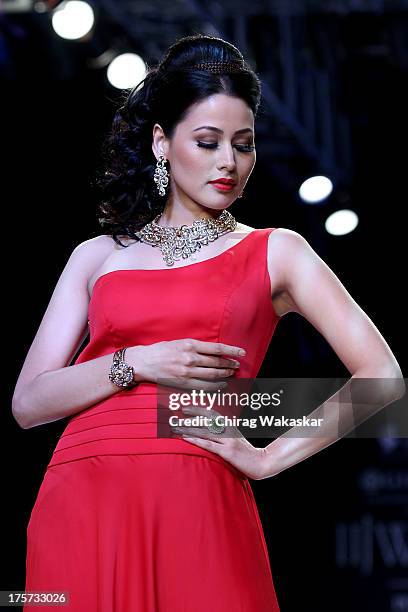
[134,209,238,267]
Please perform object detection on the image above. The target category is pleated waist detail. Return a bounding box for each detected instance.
[47,387,246,480]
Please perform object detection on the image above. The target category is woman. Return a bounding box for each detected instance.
[13,34,402,611]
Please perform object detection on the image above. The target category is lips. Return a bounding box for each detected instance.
[209,178,236,185]
[210,182,235,192]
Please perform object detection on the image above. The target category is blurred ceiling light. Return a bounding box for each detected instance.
[107,53,147,89]
[299,175,334,203]
[325,209,359,236]
[51,1,95,40]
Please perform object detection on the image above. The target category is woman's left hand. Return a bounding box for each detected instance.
[170,405,269,480]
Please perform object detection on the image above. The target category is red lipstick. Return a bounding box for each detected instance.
[208,178,236,185]
[209,178,236,192]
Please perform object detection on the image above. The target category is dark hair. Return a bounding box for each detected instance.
[96,34,262,247]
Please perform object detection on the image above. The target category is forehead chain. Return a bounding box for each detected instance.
[156,59,247,77]
[189,60,246,74]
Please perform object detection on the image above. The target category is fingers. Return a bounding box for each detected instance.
[189,339,246,358]
[188,366,237,380]
[171,425,224,445]
[197,355,241,369]
[182,341,243,371]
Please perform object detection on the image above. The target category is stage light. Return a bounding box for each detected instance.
[299,176,333,203]
[325,209,359,236]
[51,1,95,40]
[107,53,147,90]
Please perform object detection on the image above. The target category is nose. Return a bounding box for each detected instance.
[217,144,237,172]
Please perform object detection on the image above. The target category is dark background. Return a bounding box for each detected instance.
[2,2,407,610]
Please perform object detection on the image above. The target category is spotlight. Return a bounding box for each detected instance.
[325,209,359,236]
[51,1,95,40]
[299,176,333,204]
[107,53,147,90]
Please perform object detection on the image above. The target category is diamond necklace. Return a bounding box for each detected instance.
[134,209,238,267]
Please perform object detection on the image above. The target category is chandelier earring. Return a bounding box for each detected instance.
[154,154,170,197]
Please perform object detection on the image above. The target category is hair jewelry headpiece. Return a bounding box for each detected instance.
[189,59,246,74]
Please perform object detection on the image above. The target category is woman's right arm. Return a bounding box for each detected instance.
[12,236,244,430]
[11,236,122,429]
[12,350,141,430]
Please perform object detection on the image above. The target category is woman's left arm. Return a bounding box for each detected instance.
[259,229,405,479]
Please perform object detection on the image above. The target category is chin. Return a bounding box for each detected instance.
[196,202,230,212]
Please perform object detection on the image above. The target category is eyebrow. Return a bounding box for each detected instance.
[192,126,254,135]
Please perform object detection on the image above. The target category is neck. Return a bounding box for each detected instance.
[156,204,224,228]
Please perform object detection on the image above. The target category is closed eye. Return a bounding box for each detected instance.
[196,142,255,153]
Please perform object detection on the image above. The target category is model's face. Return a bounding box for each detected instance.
[152,94,256,211]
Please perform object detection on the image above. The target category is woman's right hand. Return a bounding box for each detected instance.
[128,339,246,390]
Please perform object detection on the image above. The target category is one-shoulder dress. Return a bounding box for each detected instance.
[24,227,282,611]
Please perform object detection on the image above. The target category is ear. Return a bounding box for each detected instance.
[152,123,169,160]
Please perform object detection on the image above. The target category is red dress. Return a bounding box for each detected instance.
[24,227,282,611]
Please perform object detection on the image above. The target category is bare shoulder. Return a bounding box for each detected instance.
[268,226,305,243]
[267,227,309,263]
[266,228,312,313]
[236,224,303,242]
[73,234,116,266]
[67,234,116,288]
[76,234,116,253]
